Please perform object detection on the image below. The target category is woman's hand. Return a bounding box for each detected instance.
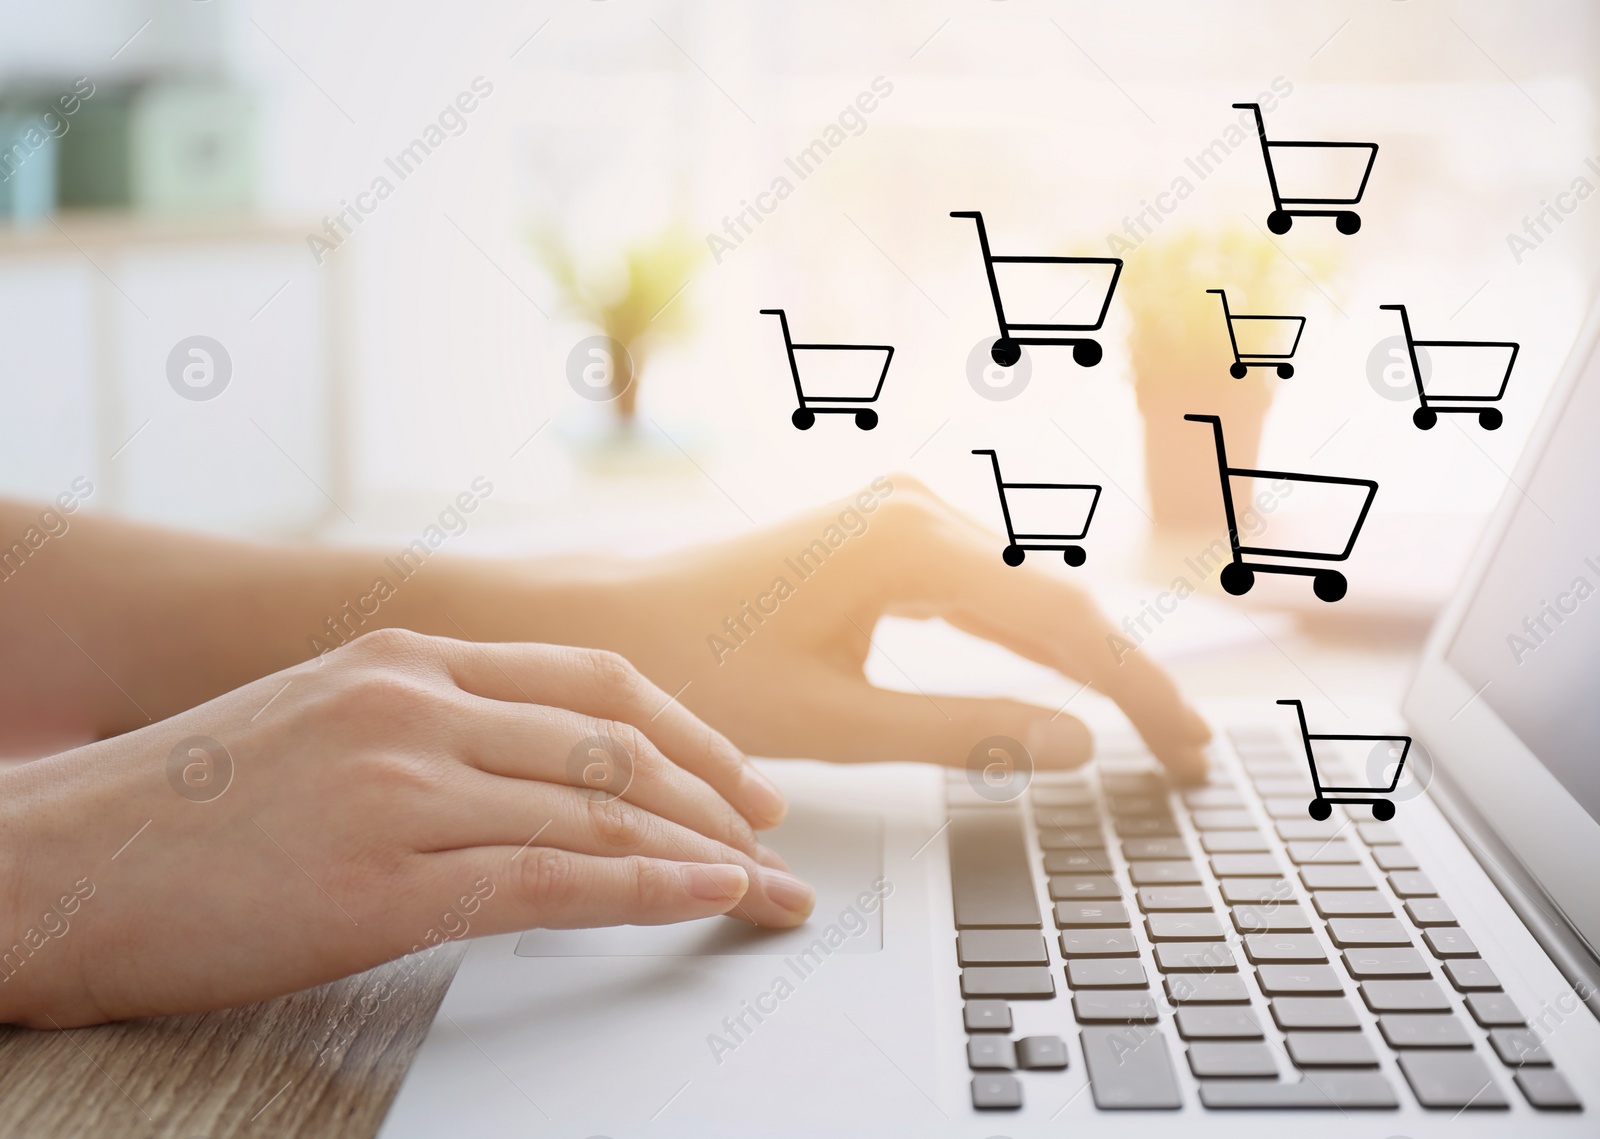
[0,628,811,1028]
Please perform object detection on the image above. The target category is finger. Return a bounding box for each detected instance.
[412,769,813,927]
[434,639,787,829]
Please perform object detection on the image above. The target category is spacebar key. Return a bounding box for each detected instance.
[949,810,1041,929]
[1199,1072,1399,1109]
[1080,1027,1182,1108]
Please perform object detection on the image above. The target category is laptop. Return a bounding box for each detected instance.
[377,303,1600,1137]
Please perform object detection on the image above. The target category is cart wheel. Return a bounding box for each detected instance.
[1229,362,1249,379]
[1276,363,1295,379]
[1479,408,1503,431]
[1335,212,1362,235]
[855,409,879,431]
[1412,408,1437,430]
[1313,572,1348,603]
[791,409,815,430]
[1308,799,1333,821]
[1372,800,1396,822]
[1220,563,1255,596]
[1267,211,1293,235]
[1072,340,1103,367]
[991,339,1023,367]
[1002,545,1025,567]
[1063,546,1086,567]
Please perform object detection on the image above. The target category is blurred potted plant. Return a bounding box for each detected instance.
[1120,223,1335,533]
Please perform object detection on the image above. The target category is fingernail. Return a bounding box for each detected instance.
[757,867,815,918]
[684,863,749,903]
[738,763,788,828]
[1026,718,1093,768]
[755,843,790,871]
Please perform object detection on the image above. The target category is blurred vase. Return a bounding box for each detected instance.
[1138,377,1274,532]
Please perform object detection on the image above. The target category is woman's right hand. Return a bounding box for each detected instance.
[0,628,812,1028]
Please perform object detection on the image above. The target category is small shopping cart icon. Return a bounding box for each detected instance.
[760,308,892,431]
[973,449,1101,567]
[950,211,1122,369]
[1208,288,1304,380]
[1380,303,1519,432]
[1278,698,1411,821]
[1185,414,1377,603]
[1234,103,1378,235]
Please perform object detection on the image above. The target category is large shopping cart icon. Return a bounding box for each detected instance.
[950,211,1122,369]
[1278,698,1412,821]
[1185,413,1378,603]
[1209,288,1304,379]
[973,449,1102,567]
[1234,103,1378,235]
[1380,303,1519,432]
[760,308,893,431]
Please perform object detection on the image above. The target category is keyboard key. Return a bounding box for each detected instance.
[1288,840,1358,865]
[1060,929,1138,958]
[968,1035,1016,1068]
[1102,771,1167,795]
[1192,809,1256,831]
[1444,957,1500,991]
[970,1072,1023,1110]
[950,811,1041,929]
[1121,837,1188,860]
[1285,1031,1379,1067]
[1466,992,1525,1027]
[1515,1068,1583,1110]
[1137,886,1211,912]
[1049,875,1121,901]
[1359,980,1451,1013]
[1404,897,1456,927]
[1270,997,1360,1030]
[1175,1006,1264,1039]
[961,967,1056,999]
[1039,829,1105,851]
[1042,848,1112,874]
[1327,918,1410,947]
[1016,1034,1070,1069]
[964,1000,1012,1032]
[1264,797,1317,819]
[1184,787,1245,809]
[1129,861,1201,886]
[1371,845,1418,871]
[1387,871,1437,898]
[1200,1073,1400,1108]
[1299,865,1374,890]
[1254,777,1312,798]
[1033,785,1095,808]
[1256,965,1343,995]
[1146,912,1225,941]
[1356,821,1400,844]
[1067,959,1148,989]
[1073,991,1158,1023]
[1115,816,1179,837]
[1188,1041,1276,1078]
[1210,854,1282,877]
[1275,819,1342,841]
[1200,831,1270,854]
[1231,904,1312,934]
[1080,1026,1183,1108]
[1313,891,1392,918]
[1342,947,1430,979]
[957,930,1048,966]
[1244,934,1328,964]
[1398,1052,1508,1107]
[1036,807,1100,830]
[1154,943,1237,973]
[1108,794,1168,817]
[1055,901,1130,928]
[1164,974,1250,1003]
[1489,1027,1550,1066]
[1379,1014,1473,1048]
[1220,878,1294,905]
[1422,927,1477,958]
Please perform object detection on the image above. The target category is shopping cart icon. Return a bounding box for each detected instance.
[1234,103,1378,235]
[973,449,1101,567]
[1278,698,1411,821]
[1208,288,1304,379]
[1380,303,1519,432]
[950,211,1122,369]
[1185,413,1378,603]
[760,308,893,431]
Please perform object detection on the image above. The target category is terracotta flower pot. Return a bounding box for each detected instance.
[1138,378,1274,533]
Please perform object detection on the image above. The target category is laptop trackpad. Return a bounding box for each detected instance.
[513,807,884,957]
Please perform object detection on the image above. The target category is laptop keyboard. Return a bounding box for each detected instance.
[947,723,1586,1113]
